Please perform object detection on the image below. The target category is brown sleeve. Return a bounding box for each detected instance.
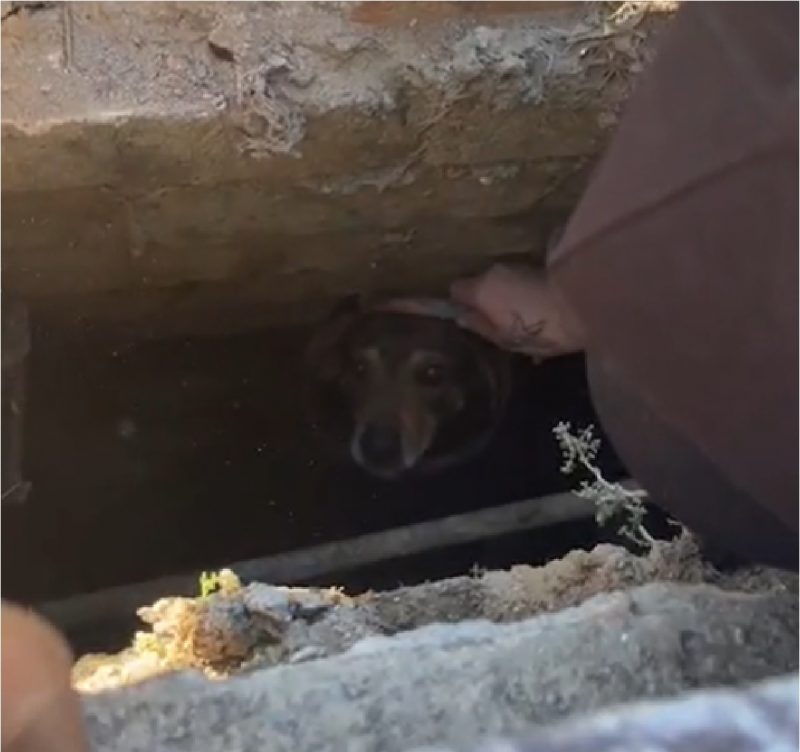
[548,2,798,566]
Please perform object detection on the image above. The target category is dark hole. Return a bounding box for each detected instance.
[4,314,674,654]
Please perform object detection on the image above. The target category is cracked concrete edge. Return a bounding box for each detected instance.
[2,2,638,189]
[407,672,799,752]
[2,0,653,196]
[82,581,798,752]
[2,3,661,129]
[1,2,677,331]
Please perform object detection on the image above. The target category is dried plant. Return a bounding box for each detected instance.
[553,421,657,548]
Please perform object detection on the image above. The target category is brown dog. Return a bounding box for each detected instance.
[305,296,511,479]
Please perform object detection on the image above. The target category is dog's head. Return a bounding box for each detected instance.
[305,297,510,480]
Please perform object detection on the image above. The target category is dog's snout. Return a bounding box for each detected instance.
[359,425,402,466]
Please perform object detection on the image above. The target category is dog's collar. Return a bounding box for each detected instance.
[370,297,466,322]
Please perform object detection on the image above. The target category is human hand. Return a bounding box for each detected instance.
[449,264,584,360]
[1,602,88,752]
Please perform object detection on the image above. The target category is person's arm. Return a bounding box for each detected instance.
[449,2,797,569]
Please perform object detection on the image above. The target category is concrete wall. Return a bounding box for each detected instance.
[1,2,676,338]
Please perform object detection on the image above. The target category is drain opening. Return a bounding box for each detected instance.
[6,317,676,654]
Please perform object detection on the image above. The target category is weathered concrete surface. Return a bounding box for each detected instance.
[1,2,676,338]
[407,672,800,752]
[82,581,798,752]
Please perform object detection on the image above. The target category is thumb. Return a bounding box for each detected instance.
[2,603,89,752]
[455,309,506,346]
[448,276,483,308]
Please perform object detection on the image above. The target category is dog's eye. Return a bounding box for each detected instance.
[418,364,445,387]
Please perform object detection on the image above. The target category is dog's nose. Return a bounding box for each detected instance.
[359,425,402,466]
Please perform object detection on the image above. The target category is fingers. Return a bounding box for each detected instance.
[450,266,537,343]
[449,264,582,359]
[1,602,89,752]
[455,308,505,345]
[448,276,482,309]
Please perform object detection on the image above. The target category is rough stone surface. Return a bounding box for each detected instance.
[1,1,676,338]
[82,581,798,752]
[71,533,798,692]
[406,672,800,752]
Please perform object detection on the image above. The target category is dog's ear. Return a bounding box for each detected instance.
[305,295,361,381]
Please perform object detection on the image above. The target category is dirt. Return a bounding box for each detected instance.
[72,531,797,694]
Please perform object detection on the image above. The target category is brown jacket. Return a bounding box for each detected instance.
[550,2,798,567]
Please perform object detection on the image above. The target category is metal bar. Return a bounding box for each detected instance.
[38,483,639,634]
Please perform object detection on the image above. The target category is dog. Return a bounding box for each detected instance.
[305,295,511,480]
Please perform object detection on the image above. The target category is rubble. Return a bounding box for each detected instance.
[81,579,798,752]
